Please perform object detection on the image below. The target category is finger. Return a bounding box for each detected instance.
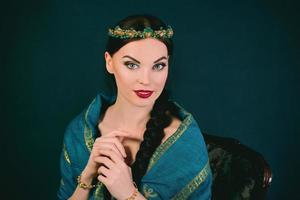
[129,167,132,176]
[94,138,126,158]
[94,142,124,159]
[95,137,127,158]
[97,165,110,177]
[101,130,131,139]
[97,149,123,164]
[94,155,115,169]
[103,130,139,142]
[98,174,109,185]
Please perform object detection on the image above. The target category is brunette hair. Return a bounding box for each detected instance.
[102,14,180,199]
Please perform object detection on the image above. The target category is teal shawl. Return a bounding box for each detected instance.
[57,92,212,199]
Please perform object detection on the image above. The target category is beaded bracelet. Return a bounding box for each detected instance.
[125,182,138,200]
[77,174,96,190]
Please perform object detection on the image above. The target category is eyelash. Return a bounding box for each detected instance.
[124,61,166,71]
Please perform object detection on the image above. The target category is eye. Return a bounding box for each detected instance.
[153,63,166,71]
[124,61,139,70]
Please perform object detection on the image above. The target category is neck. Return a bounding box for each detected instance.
[106,94,154,138]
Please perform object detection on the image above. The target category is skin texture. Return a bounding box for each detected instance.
[69,38,170,200]
[98,38,169,199]
[105,38,169,109]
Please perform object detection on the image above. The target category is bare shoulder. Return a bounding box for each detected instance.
[162,115,182,143]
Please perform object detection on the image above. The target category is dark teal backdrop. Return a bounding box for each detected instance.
[2,0,299,199]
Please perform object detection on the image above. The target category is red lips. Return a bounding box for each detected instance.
[134,90,153,98]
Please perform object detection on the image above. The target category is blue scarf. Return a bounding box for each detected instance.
[57,92,212,199]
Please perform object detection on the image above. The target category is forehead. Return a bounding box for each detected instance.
[114,38,168,59]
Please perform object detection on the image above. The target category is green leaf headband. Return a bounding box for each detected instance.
[108,25,174,39]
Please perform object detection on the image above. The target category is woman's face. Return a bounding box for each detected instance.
[104,38,169,107]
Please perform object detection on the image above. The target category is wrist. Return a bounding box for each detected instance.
[121,182,138,200]
[77,169,98,190]
[134,191,147,200]
[81,167,96,182]
[77,174,97,190]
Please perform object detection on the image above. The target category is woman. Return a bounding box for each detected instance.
[57,14,212,200]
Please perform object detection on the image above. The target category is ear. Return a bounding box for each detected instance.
[104,51,114,74]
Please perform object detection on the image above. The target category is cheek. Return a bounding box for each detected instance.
[114,69,135,86]
[154,71,168,85]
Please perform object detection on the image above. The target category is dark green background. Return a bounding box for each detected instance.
[2,0,299,199]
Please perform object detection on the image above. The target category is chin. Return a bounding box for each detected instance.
[135,98,155,107]
[132,92,156,107]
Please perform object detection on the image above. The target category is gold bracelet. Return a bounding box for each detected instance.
[77,174,96,190]
[125,182,138,200]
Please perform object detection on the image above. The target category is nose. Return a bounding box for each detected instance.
[138,68,150,85]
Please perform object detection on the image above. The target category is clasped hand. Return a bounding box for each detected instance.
[85,130,136,200]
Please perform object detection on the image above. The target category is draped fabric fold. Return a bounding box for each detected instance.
[57,92,212,200]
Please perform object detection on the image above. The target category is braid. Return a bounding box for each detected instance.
[131,88,181,186]
[103,88,181,199]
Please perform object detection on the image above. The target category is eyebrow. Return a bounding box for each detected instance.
[122,55,167,64]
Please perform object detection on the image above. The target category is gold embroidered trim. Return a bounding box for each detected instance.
[94,182,105,200]
[146,111,193,173]
[171,161,210,200]
[63,143,71,165]
[83,97,193,173]
[60,178,64,186]
[142,184,158,198]
[84,97,97,152]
